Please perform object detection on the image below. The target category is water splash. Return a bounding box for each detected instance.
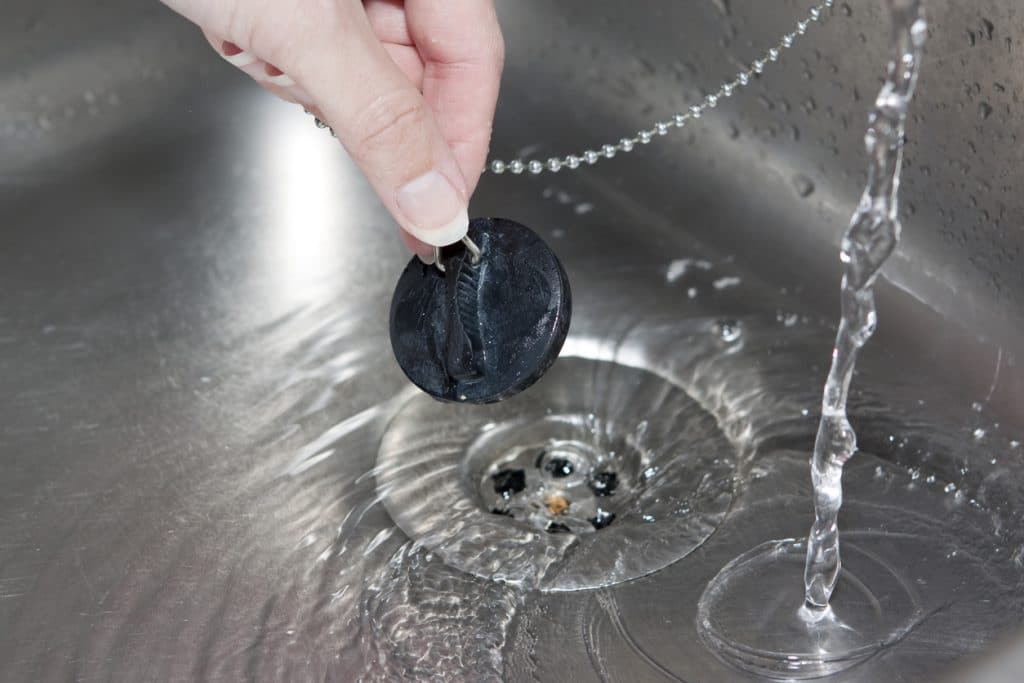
[803,0,928,610]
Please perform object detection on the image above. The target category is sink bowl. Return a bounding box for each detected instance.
[1,1,1022,681]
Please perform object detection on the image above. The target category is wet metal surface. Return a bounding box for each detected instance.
[2,1,1024,681]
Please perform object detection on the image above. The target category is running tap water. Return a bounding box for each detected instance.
[803,0,928,610]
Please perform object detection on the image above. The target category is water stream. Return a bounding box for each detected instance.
[803,0,928,611]
[695,2,937,678]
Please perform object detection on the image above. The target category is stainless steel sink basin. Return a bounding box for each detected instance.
[2,1,1023,681]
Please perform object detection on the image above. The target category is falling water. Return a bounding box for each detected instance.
[802,0,928,609]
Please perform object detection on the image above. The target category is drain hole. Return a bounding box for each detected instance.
[589,471,618,497]
[491,468,526,498]
[543,457,575,478]
[590,509,616,530]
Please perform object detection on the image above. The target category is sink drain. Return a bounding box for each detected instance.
[473,420,645,537]
[377,357,736,592]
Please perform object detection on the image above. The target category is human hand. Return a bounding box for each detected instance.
[161,0,504,261]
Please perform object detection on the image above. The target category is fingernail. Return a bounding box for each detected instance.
[263,64,295,87]
[417,250,436,265]
[396,170,468,246]
[267,73,295,87]
[220,41,256,67]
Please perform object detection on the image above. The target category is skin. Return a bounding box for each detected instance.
[160,0,505,260]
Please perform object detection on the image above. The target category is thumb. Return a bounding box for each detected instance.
[288,7,470,248]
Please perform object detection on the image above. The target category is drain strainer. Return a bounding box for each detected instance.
[377,357,736,592]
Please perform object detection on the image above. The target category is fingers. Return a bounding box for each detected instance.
[400,229,435,264]
[202,18,424,105]
[381,43,426,89]
[201,30,316,106]
[362,1,427,85]
[364,0,412,46]
[164,0,479,249]
[406,0,504,195]
[286,3,470,247]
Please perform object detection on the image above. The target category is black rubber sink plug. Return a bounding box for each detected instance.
[390,217,572,404]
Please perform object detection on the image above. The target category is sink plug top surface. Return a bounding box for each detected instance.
[390,217,571,404]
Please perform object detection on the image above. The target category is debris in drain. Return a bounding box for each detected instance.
[544,494,570,516]
[546,521,572,534]
[590,509,616,530]
[543,457,574,478]
[492,468,526,498]
[588,471,618,497]
[490,507,512,516]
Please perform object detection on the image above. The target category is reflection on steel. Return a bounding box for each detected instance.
[1,1,1022,681]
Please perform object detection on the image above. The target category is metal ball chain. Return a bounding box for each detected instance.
[309,0,834,177]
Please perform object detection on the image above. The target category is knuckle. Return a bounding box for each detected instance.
[352,91,429,154]
[239,15,289,66]
[221,2,258,50]
[228,0,343,70]
[458,30,504,79]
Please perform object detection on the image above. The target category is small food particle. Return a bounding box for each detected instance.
[544,494,570,516]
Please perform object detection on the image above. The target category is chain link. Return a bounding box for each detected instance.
[309,0,835,177]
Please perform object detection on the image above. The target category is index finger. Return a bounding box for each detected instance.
[406,0,505,196]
